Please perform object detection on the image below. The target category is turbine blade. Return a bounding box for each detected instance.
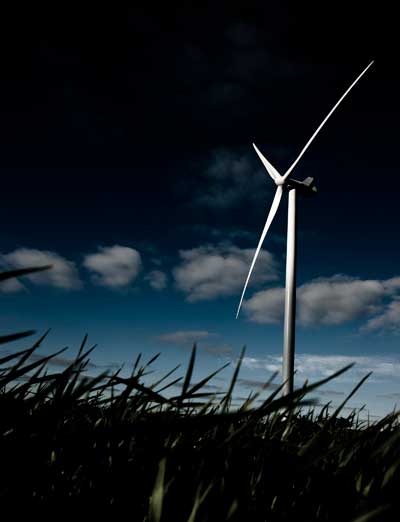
[236,185,283,319]
[282,60,374,182]
[252,143,283,182]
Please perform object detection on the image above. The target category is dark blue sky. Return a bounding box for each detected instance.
[1,3,399,419]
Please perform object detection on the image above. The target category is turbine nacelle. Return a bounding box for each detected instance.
[284,176,317,195]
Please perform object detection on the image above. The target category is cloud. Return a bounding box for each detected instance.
[179,224,258,244]
[243,287,285,324]
[242,353,400,383]
[145,270,167,290]
[383,277,400,292]
[243,274,395,326]
[316,390,346,396]
[150,258,163,267]
[201,383,224,391]
[83,245,141,289]
[192,149,271,210]
[203,344,233,356]
[376,392,400,400]
[0,346,121,373]
[362,299,400,333]
[298,276,384,326]
[26,351,99,369]
[168,381,223,392]
[173,243,279,302]
[238,378,279,390]
[156,330,217,347]
[1,248,81,290]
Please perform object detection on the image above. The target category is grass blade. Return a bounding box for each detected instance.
[181,344,197,399]
[221,346,246,412]
[185,362,230,397]
[0,331,35,345]
[148,457,167,522]
[0,265,52,282]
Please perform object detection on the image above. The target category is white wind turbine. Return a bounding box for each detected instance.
[236,61,374,396]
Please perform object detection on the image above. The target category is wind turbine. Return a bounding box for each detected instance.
[236,61,374,396]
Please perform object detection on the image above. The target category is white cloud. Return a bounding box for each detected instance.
[83,245,141,289]
[298,276,384,326]
[242,287,285,324]
[243,353,400,383]
[243,274,389,326]
[1,248,81,290]
[362,298,400,333]
[145,270,167,290]
[173,243,279,302]
[156,330,216,346]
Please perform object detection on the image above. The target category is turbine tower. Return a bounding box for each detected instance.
[236,61,374,396]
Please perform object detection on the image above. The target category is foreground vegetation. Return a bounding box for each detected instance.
[1,267,400,520]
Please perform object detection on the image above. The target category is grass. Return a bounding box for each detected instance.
[1,266,400,520]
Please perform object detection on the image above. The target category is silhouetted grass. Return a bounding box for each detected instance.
[1,266,399,520]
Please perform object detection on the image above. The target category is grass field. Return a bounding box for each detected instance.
[1,267,400,520]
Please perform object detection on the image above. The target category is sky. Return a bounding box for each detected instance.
[0,3,399,421]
